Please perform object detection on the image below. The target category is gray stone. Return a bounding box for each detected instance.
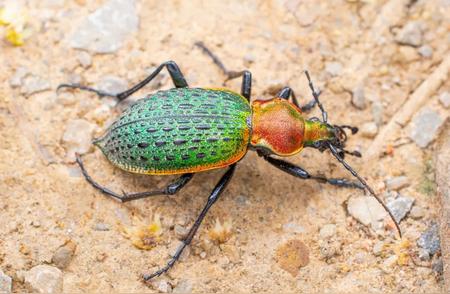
[77,51,92,68]
[395,21,424,47]
[173,279,192,294]
[418,45,433,58]
[409,206,425,219]
[156,279,172,293]
[9,66,29,87]
[93,223,110,231]
[371,101,384,126]
[282,222,305,234]
[319,224,336,239]
[351,84,366,110]
[69,0,139,53]
[21,75,51,95]
[96,76,128,94]
[439,91,450,108]
[373,241,384,256]
[23,265,63,293]
[62,119,96,161]
[417,222,440,256]
[385,176,409,191]
[325,61,343,77]
[386,195,414,222]
[0,269,12,294]
[52,241,76,269]
[347,196,387,227]
[235,195,249,206]
[418,248,430,261]
[360,122,378,138]
[431,258,443,275]
[174,224,189,240]
[409,107,444,148]
[243,53,256,66]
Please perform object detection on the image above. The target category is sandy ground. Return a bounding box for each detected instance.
[0,0,449,293]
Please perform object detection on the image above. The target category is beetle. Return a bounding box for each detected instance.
[59,42,401,281]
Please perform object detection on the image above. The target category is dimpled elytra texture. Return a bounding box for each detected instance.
[94,88,251,175]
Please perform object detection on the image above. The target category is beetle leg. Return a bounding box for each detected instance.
[195,41,252,100]
[262,155,364,189]
[76,153,194,202]
[276,86,320,113]
[57,61,188,102]
[143,164,237,281]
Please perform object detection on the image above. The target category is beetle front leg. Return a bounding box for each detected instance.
[57,61,188,102]
[262,155,363,189]
[143,164,237,281]
[76,154,194,202]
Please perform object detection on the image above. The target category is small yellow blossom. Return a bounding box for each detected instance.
[120,214,163,250]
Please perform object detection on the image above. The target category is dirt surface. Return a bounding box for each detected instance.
[0,0,449,293]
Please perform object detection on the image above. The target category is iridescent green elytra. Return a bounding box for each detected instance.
[94,88,251,175]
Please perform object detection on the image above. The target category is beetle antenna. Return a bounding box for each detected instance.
[304,70,328,123]
[328,143,402,238]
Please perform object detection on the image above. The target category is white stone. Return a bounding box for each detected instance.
[0,269,12,294]
[347,196,387,227]
[62,119,96,161]
[409,107,444,148]
[360,122,378,138]
[319,224,337,239]
[23,265,63,293]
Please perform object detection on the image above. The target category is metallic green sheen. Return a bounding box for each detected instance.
[94,88,251,174]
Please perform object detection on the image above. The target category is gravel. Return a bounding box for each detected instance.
[385,176,409,191]
[156,279,172,293]
[418,45,433,58]
[22,265,63,293]
[283,222,306,234]
[77,51,92,68]
[319,224,336,239]
[21,75,51,95]
[69,0,139,53]
[351,83,366,110]
[9,66,29,87]
[386,195,414,222]
[360,122,378,138]
[93,223,110,231]
[347,196,387,228]
[439,91,450,108]
[409,107,444,148]
[417,222,440,256]
[395,21,424,47]
[372,241,384,256]
[409,206,425,220]
[0,269,12,294]
[52,240,77,269]
[96,76,128,95]
[62,119,96,161]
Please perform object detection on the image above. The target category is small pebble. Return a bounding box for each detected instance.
[21,75,51,95]
[96,252,107,262]
[351,83,366,110]
[243,53,255,66]
[96,76,128,94]
[360,122,378,138]
[156,279,172,293]
[235,195,249,206]
[93,223,110,231]
[174,224,189,240]
[409,206,425,220]
[57,92,77,106]
[0,269,12,294]
[319,240,340,260]
[282,222,305,234]
[69,0,139,53]
[397,46,420,63]
[23,265,63,293]
[199,251,206,259]
[347,196,387,227]
[386,195,414,222]
[319,224,336,239]
[431,258,443,275]
[9,66,29,87]
[417,222,440,256]
[438,91,450,108]
[385,176,409,191]
[372,241,384,256]
[62,119,95,161]
[325,61,343,77]
[77,51,92,68]
[418,248,430,261]
[173,279,193,294]
[382,255,398,271]
[52,240,77,269]
[395,21,424,47]
[409,107,444,148]
[371,101,384,126]
[418,45,433,58]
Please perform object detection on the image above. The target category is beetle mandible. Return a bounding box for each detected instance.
[59,42,401,281]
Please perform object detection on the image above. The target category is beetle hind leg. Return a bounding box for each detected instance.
[57,61,188,102]
[143,164,237,282]
[76,153,194,202]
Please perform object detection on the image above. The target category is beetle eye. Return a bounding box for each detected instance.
[313,141,322,148]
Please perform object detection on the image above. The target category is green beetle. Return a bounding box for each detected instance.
[59,42,401,282]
